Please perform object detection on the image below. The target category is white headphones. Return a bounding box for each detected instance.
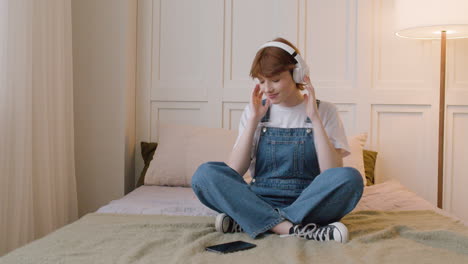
[257,41,310,84]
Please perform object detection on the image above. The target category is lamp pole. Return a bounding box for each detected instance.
[437,31,446,209]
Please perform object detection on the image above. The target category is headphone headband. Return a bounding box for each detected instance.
[258,42,296,56]
[257,41,309,83]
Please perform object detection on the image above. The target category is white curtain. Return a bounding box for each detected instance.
[0,0,77,256]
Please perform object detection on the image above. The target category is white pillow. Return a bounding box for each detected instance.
[343,133,368,186]
[144,124,251,186]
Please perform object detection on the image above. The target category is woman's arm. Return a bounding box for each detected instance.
[303,76,343,172]
[227,84,270,175]
[309,114,343,171]
[227,117,259,175]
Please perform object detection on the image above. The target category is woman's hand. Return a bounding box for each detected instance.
[249,84,270,122]
[303,75,319,122]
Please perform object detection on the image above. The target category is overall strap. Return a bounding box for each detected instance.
[260,99,271,123]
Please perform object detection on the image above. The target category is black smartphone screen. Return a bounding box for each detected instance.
[205,240,256,254]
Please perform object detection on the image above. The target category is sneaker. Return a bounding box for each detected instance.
[215,213,243,233]
[281,222,349,243]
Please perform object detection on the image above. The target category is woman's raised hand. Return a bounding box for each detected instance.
[303,75,319,121]
[249,84,270,122]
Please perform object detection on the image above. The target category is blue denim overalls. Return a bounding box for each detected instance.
[192,101,364,238]
[250,100,320,208]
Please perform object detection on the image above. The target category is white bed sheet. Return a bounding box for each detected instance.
[97,185,218,216]
[97,180,459,220]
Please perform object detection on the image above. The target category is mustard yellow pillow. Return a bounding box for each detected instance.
[363,149,378,185]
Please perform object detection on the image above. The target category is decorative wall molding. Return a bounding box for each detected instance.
[447,40,468,91]
[372,0,433,92]
[306,0,357,91]
[223,0,302,101]
[335,103,357,136]
[150,101,209,141]
[136,0,468,220]
[370,104,437,203]
[222,102,248,130]
[444,106,468,220]
[151,0,224,102]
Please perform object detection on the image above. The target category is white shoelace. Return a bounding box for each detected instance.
[280,223,333,241]
[231,221,243,233]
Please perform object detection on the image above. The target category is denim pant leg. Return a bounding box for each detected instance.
[280,167,364,226]
[191,161,284,238]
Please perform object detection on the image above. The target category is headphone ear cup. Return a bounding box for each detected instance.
[293,67,303,83]
[298,65,310,84]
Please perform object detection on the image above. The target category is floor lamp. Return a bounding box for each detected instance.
[394,0,468,208]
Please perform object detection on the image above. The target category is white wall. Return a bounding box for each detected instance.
[136,0,468,221]
[72,0,137,216]
[70,0,467,221]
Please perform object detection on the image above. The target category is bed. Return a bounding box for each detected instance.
[1,125,468,263]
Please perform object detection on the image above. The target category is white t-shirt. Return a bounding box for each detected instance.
[234,100,350,177]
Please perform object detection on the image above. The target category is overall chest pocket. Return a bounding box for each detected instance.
[268,140,305,177]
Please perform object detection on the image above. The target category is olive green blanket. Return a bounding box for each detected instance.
[1,210,468,264]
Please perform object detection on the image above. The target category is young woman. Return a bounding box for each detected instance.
[192,38,363,243]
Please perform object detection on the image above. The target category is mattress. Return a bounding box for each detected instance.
[97,180,457,220]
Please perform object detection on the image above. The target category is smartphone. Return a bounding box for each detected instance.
[205,240,256,254]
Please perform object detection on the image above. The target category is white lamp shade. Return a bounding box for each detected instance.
[395,0,468,39]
